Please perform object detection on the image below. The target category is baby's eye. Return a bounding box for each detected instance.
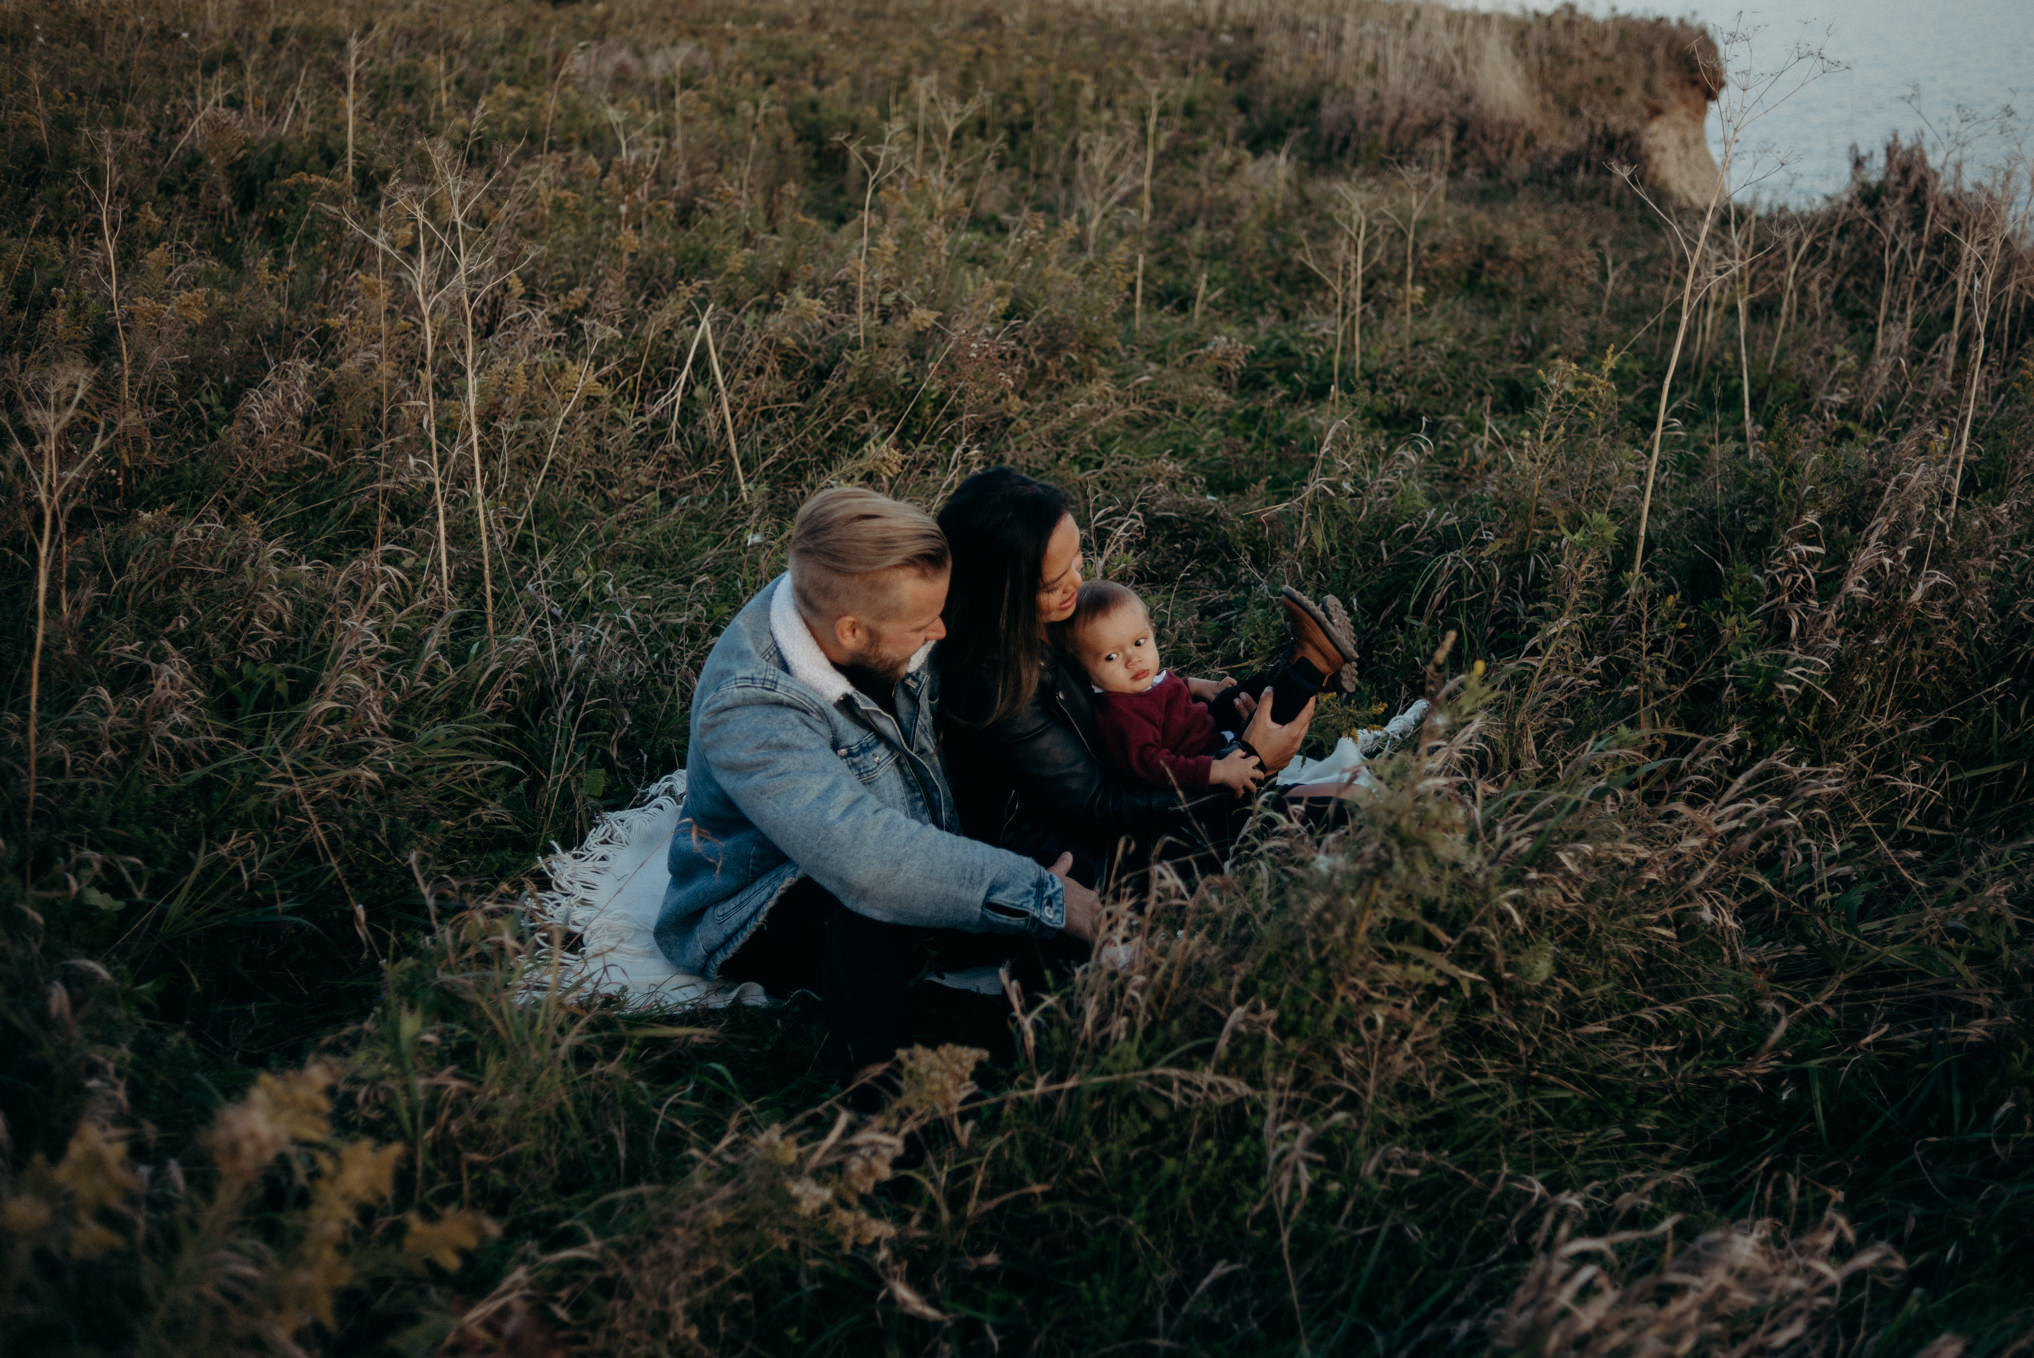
[1103,652,1119,663]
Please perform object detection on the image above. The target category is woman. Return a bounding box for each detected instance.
[936,467,1332,885]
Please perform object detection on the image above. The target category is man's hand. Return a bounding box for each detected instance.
[1240,689,1313,773]
[1049,852,1101,942]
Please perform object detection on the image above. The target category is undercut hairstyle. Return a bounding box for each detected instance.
[936,467,1074,727]
[1055,579,1144,651]
[787,487,950,624]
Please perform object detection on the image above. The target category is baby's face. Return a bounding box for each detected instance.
[1076,603,1163,695]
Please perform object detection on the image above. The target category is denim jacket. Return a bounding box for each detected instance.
[655,574,1067,976]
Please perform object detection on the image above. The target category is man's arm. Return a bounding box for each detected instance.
[699,681,1065,935]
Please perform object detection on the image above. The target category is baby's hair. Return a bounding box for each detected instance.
[1057,579,1146,648]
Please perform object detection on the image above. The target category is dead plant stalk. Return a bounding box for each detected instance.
[1341,185,1382,383]
[433,144,512,640]
[1948,199,2009,528]
[1389,164,1441,356]
[1628,166,1729,585]
[847,130,901,351]
[405,199,454,599]
[344,31,361,193]
[1133,85,1161,337]
[87,140,132,467]
[16,370,107,838]
[700,311,749,499]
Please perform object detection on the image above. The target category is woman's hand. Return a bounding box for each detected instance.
[1240,689,1312,773]
[1183,675,1234,702]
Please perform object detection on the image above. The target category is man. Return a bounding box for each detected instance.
[656,486,1098,1074]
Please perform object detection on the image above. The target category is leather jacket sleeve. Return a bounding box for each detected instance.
[944,654,1224,849]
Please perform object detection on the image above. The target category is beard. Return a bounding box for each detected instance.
[841,636,937,690]
[841,657,905,694]
[841,644,911,690]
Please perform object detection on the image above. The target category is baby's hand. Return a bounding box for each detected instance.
[1209,748,1265,798]
[1184,675,1234,702]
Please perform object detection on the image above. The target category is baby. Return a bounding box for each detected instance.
[1060,579,1359,798]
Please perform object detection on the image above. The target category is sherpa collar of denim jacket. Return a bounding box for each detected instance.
[766,568,936,705]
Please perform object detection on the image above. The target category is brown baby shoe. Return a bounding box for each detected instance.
[1278,586,1361,693]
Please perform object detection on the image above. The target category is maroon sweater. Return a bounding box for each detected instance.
[1089,672,1224,791]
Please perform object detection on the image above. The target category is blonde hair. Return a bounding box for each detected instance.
[788,487,950,623]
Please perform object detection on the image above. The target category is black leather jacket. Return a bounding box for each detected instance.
[939,649,1235,877]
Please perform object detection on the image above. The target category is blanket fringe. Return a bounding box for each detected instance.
[533,771,687,933]
[519,771,765,1010]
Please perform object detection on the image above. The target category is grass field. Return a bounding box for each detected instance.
[3,0,2031,1352]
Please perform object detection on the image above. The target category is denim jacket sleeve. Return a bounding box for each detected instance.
[697,677,1065,935]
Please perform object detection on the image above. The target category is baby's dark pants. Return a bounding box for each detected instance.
[1205,655,1328,732]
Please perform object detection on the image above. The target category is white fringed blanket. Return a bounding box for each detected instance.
[523,701,1427,1011]
[522,771,771,1011]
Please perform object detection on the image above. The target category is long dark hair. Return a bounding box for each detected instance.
[937,467,1073,727]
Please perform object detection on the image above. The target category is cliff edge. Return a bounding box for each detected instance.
[1112,0,1725,204]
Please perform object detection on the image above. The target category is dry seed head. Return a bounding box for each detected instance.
[308,1139,403,1225]
[2,1193,56,1236]
[894,1043,986,1123]
[837,1127,905,1197]
[204,1060,339,1185]
[752,1122,799,1168]
[52,1119,140,1213]
[826,1207,896,1249]
[403,1209,498,1270]
[785,1176,832,1217]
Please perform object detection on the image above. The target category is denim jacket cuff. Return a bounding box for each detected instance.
[981,869,1065,936]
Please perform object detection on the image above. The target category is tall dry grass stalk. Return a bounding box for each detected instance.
[1947,182,2015,528]
[1303,183,1383,396]
[1341,187,1380,380]
[1765,217,1819,377]
[516,344,599,558]
[344,30,361,193]
[429,142,518,641]
[1626,174,1722,585]
[388,195,455,596]
[1623,18,1819,581]
[1386,164,1441,358]
[699,310,749,499]
[848,128,902,352]
[1726,199,1758,457]
[1133,83,1161,337]
[84,138,131,471]
[13,369,107,840]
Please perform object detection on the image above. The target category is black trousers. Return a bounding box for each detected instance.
[1104,783,1352,892]
[1205,655,1328,732]
[719,878,1072,1072]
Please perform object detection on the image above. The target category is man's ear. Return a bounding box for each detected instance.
[832,612,865,652]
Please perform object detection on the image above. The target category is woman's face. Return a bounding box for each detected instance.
[1036,513,1084,627]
